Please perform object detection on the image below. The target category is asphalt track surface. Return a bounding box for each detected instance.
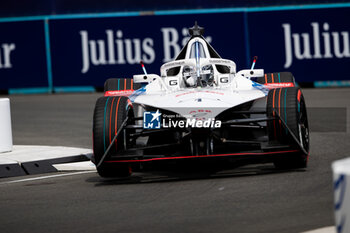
[1,88,350,233]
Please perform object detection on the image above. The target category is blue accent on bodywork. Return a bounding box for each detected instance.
[129,86,147,102]
[251,81,269,95]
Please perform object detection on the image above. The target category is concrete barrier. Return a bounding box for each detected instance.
[332,157,350,233]
[0,98,12,153]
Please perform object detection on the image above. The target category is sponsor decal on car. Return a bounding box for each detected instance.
[162,118,221,128]
[175,90,224,98]
[104,90,134,96]
[264,82,295,88]
[143,109,221,129]
[143,110,162,129]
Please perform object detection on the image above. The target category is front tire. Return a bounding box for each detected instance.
[267,87,309,169]
[93,96,133,177]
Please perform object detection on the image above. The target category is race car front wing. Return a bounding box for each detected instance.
[95,111,307,168]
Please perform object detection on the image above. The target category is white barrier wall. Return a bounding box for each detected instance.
[0,98,13,153]
[332,158,350,233]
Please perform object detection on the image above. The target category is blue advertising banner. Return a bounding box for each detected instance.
[248,7,350,82]
[0,21,48,90]
[49,13,246,87]
[1,4,350,92]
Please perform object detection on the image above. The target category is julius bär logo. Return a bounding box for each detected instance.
[143,110,161,129]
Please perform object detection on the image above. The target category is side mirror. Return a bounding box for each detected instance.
[236,69,264,78]
[133,74,160,83]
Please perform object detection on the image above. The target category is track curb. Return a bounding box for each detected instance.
[0,145,92,178]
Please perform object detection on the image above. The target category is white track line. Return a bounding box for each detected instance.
[0,171,95,185]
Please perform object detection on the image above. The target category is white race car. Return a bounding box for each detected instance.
[92,23,309,177]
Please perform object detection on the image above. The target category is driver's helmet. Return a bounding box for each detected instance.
[200,65,214,87]
[182,64,214,88]
[182,65,196,87]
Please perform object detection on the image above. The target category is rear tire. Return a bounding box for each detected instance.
[267,87,309,169]
[93,96,134,177]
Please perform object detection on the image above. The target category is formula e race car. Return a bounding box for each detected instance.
[92,23,309,177]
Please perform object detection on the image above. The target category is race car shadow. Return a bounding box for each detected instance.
[86,163,306,186]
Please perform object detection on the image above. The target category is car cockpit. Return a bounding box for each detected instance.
[161,23,236,89]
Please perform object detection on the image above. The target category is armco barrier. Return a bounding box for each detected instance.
[0,3,350,93]
[332,157,350,233]
[0,98,12,153]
